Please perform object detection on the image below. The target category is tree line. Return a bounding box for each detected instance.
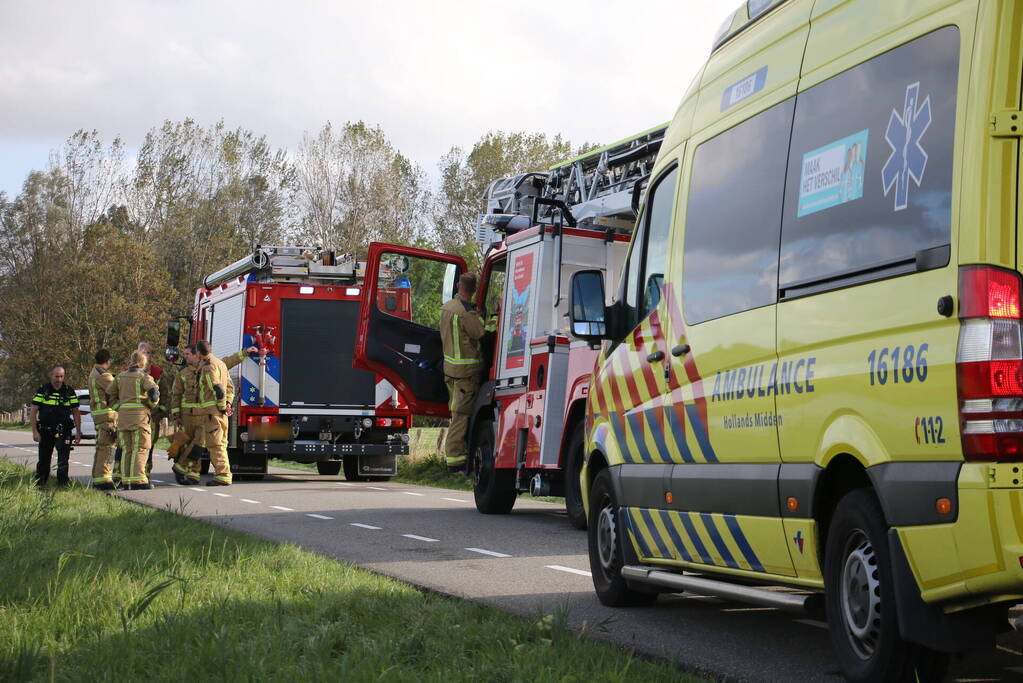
[0,120,593,409]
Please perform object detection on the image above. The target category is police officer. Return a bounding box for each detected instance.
[439,273,486,473]
[30,365,82,488]
[87,349,118,490]
[111,350,159,490]
[196,339,235,486]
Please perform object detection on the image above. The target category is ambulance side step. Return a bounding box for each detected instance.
[621,566,819,614]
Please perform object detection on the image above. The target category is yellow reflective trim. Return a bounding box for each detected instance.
[444,356,479,365]
[451,314,461,360]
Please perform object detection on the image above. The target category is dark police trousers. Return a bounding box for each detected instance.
[36,424,72,486]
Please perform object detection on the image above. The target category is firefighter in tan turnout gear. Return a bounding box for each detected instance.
[110,350,159,490]
[196,339,235,486]
[88,349,118,490]
[439,273,485,472]
[170,344,254,485]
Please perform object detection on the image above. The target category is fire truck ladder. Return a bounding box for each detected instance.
[477,122,668,243]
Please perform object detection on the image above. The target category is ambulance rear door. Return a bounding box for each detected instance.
[354,243,467,417]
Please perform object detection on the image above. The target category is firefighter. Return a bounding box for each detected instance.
[138,342,168,474]
[439,272,486,473]
[170,344,203,485]
[111,350,159,490]
[88,349,118,490]
[30,365,82,488]
[196,339,235,486]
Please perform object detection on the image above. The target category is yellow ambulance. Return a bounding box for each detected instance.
[567,0,1023,680]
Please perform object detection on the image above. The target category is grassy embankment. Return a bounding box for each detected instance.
[0,460,697,682]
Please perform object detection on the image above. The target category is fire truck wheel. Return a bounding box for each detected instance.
[564,422,587,530]
[472,418,516,514]
[316,461,342,476]
[588,468,657,607]
[342,455,364,482]
[824,489,948,683]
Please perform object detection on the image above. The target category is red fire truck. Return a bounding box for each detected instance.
[171,245,412,480]
[355,125,664,525]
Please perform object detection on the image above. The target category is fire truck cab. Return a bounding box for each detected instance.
[172,245,411,480]
[355,126,664,525]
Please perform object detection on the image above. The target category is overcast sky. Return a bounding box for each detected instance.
[0,0,727,198]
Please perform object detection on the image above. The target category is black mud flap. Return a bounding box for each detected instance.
[888,529,1007,653]
[355,453,398,477]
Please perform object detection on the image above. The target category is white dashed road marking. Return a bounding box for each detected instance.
[366,486,387,491]
[403,534,438,542]
[240,498,261,504]
[306,514,333,520]
[190,488,205,492]
[350,523,382,530]
[213,493,231,498]
[466,547,511,558]
[402,491,425,497]
[150,478,165,483]
[270,505,294,512]
[545,565,591,577]
[443,497,468,503]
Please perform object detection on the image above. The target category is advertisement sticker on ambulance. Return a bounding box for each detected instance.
[797,129,869,217]
[881,82,931,212]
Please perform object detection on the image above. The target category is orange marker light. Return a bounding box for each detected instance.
[786,497,798,512]
[936,498,953,515]
[665,492,673,504]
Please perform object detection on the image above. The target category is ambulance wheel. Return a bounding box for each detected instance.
[824,489,948,683]
[316,461,342,476]
[564,422,587,530]
[342,456,365,482]
[588,468,657,607]
[472,418,516,514]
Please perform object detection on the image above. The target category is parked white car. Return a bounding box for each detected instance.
[75,389,96,440]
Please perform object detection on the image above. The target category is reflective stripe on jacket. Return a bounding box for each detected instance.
[439,295,485,379]
[88,366,116,426]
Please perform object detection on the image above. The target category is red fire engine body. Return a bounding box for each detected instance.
[182,245,411,480]
[356,125,664,525]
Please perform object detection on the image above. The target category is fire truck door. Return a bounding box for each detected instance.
[354,242,467,417]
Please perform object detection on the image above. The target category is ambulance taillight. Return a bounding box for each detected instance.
[956,266,1023,460]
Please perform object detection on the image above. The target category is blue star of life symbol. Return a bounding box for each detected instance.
[882,82,932,212]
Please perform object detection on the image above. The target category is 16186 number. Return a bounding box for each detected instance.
[867,344,928,386]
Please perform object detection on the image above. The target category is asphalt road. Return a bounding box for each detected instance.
[3,429,1021,682]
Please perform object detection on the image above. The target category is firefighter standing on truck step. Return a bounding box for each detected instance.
[196,339,235,486]
[439,272,485,473]
[30,365,82,488]
[88,349,118,490]
[111,350,159,490]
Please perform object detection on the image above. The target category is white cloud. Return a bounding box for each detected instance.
[0,0,726,192]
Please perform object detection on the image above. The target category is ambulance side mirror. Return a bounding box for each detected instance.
[569,270,608,340]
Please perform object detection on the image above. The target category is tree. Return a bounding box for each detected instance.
[433,131,596,269]
[293,121,430,257]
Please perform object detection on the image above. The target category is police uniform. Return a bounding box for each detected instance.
[439,294,485,470]
[110,367,159,488]
[32,382,79,486]
[87,365,118,487]
[197,352,235,485]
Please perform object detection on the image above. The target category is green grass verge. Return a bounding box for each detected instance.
[395,454,472,491]
[0,422,31,431]
[269,457,318,473]
[0,460,698,682]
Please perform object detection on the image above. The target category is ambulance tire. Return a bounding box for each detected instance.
[316,461,342,476]
[588,469,657,607]
[342,456,365,482]
[472,418,516,514]
[824,489,948,683]
[564,423,587,530]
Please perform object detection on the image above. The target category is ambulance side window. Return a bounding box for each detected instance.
[682,99,793,324]
[622,166,679,331]
[778,27,959,293]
